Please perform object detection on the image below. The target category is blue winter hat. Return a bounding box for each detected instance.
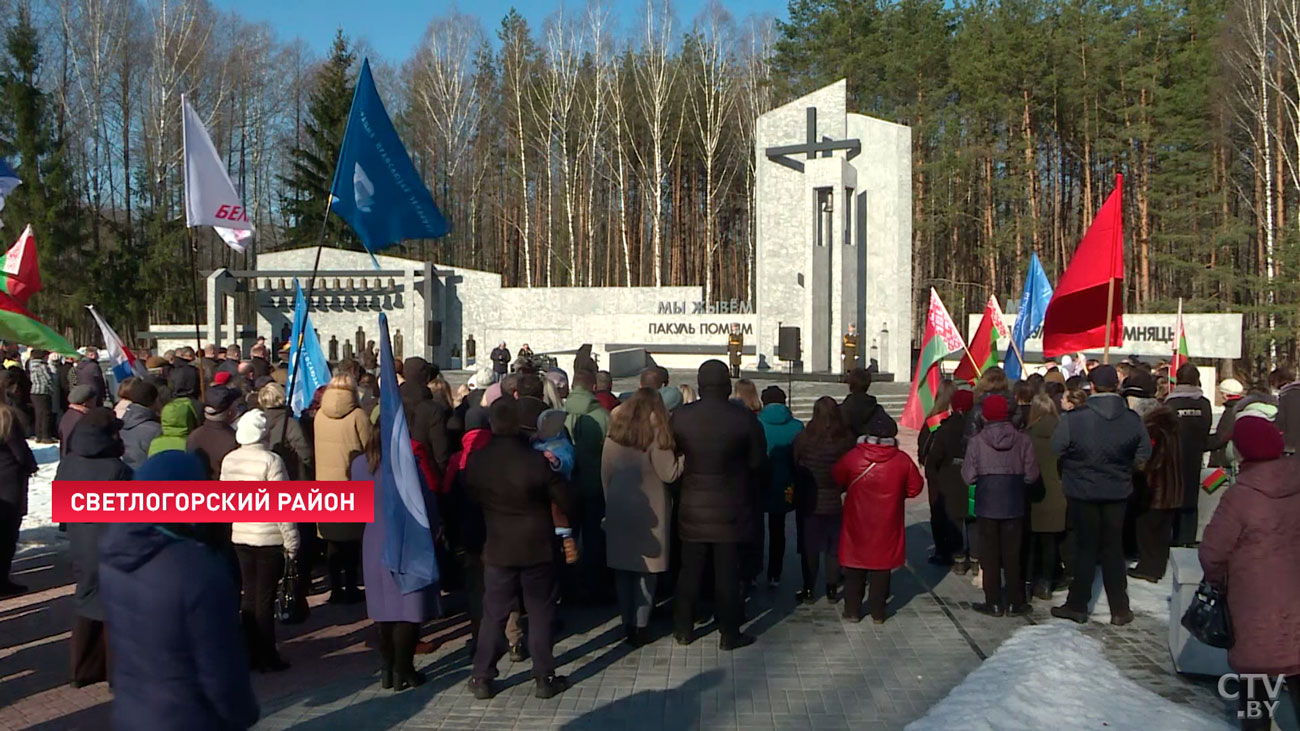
[133,451,207,482]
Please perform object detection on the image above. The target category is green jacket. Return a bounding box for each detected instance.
[148,398,199,457]
[564,389,609,497]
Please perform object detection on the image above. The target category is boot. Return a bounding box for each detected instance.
[377,623,395,690]
[391,622,425,691]
[825,583,840,603]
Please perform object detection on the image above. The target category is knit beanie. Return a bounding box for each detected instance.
[235,409,268,445]
[1234,415,1284,462]
[951,389,974,414]
[982,394,1010,422]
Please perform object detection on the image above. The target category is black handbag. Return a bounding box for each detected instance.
[275,554,308,625]
[1180,579,1233,649]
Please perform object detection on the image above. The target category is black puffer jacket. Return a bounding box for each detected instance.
[168,361,201,399]
[670,362,767,543]
[55,410,133,621]
[264,406,313,480]
[400,357,451,473]
[922,412,971,521]
[1051,393,1152,502]
[841,392,897,438]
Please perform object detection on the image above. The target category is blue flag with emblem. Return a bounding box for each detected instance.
[330,59,450,267]
[287,278,330,417]
[378,312,440,594]
[1004,252,1055,380]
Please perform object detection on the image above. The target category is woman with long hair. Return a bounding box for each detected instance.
[918,380,960,565]
[1130,406,1183,582]
[733,379,761,413]
[1026,393,1067,599]
[355,416,440,690]
[792,396,856,604]
[678,384,698,405]
[313,373,370,603]
[0,399,35,597]
[601,388,684,646]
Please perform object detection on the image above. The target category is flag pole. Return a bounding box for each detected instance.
[1007,337,1029,376]
[186,227,206,400]
[1102,276,1115,365]
[279,200,334,447]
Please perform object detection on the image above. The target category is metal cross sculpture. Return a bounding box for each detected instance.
[764,107,862,173]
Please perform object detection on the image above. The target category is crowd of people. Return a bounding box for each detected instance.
[0,339,1298,730]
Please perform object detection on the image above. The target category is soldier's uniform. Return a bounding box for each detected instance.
[842,330,859,375]
[727,330,744,379]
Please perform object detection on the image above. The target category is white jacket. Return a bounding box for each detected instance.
[223,442,300,555]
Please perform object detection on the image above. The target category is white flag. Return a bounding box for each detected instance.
[182,95,253,252]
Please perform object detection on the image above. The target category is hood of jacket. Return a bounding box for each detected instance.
[564,388,602,416]
[170,361,199,397]
[1086,393,1129,421]
[856,442,899,464]
[99,523,181,573]
[399,378,433,408]
[68,418,125,459]
[403,357,432,386]
[981,420,1019,450]
[121,402,159,431]
[1238,457,1300,499]
[320,386,358,419]
[758,402,795,426]
[1167,385,1205,400]
[159,399,197,437]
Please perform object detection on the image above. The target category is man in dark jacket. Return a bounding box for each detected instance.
[1163,363,1212,545]
[670,359,766,650]
[216,345,241,377]
[187,387,239,479]
[1049,365,1151,625]
[169,347,202,402]
[59,385,94,455]
[248,344,272,381]
[490,342,511,380]
[465,396,575,701]
[400,357,451,474]
[1276,367,1300,453]
[99,451,259,731]
[120,380,162,471]
[73,348,107,406]
[841,367,897,439]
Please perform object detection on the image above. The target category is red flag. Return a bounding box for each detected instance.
[1042,175,1124,357]
[0,224,41,305]
[954,296,1009,384]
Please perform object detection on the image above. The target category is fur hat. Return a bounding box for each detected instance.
[1218,378,1245,398]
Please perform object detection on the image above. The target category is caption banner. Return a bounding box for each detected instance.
[51,481,375,523]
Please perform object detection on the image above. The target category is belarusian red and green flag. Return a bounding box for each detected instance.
[0,224,73,355]
[902,288,968,430]
[1170,298,1189,384]
[0,224,41,304]
[953,295,1010,384]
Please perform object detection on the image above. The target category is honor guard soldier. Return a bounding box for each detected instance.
[727,324,744,379]
[842,323,859,376]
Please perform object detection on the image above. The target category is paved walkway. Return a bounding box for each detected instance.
[0,380,1234,730]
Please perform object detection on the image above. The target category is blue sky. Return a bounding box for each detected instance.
[213,1,789,61]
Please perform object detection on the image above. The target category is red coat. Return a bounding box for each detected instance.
[833,442,924,570]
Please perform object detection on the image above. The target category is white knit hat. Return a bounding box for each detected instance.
[235,409,268,445]
[1219,378,1245,398]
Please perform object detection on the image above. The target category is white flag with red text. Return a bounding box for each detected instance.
[182,95,253,252]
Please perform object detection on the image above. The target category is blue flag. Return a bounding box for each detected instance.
[287,279,330,416]
[1005,252,1055,380]
[330,59,449,266]
[378,312,440,594]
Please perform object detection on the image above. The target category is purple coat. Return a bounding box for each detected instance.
[961,421,1039,519]
[353,453,441,623]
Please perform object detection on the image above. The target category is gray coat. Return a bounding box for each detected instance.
[1051,393,1151,502]
[600,438,683,573]
[119,403,162,472]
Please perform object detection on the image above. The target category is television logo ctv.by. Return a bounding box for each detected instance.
[1218,674,1289,720]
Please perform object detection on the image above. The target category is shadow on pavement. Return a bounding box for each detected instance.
[560,668,725,730]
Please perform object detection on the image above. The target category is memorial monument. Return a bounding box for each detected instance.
[755,79,913,377]
[145,79,915,378]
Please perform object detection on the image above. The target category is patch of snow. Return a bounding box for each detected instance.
[907,624,1230,731]
[19,439,59,536]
